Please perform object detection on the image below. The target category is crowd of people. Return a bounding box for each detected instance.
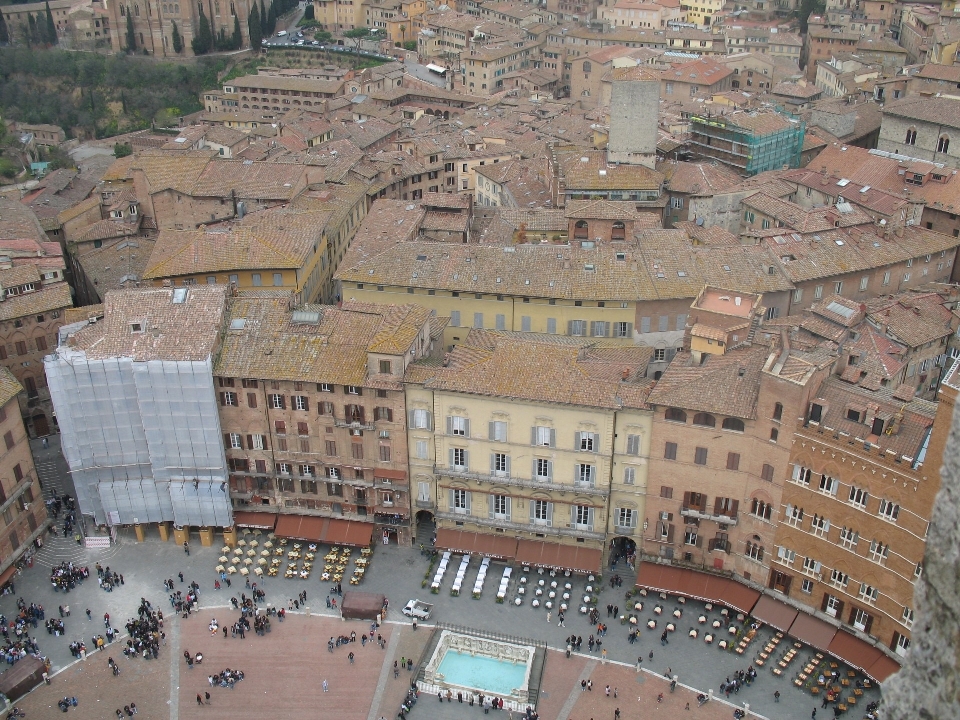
[49,562,89,593]
[719,666,758,696]
[0,602,43,665]
[95,563,124,592]
[120,597,164,660]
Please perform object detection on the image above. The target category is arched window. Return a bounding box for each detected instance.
[574,220,588,239]
[134,3,140,15]
[770,427,779,442]
[582,61,592,73]
[721,417,744,432]
[120,3,126,15]
[611,221,625,240]
[772,402,783,422]
[905,128,917,145]
[750,499,771,521]
[745,538,764,562]
[938,135,950,154]
[664,407,687,423]
[692,412,716,428]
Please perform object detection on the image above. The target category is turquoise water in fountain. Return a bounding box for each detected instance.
[437,649,528,696]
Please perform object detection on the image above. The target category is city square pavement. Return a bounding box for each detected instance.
[0,436,884,719]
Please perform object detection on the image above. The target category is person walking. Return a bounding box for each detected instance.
[204,692,210,704]
[323,679,328,693]
[601,648,608,664]
[546,611,551,624]
[183,542,190,556]
[774,691,780,703]
[196,694,203,706]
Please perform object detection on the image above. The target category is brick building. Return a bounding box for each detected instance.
[0,367,49,591]
[215,294,434,546]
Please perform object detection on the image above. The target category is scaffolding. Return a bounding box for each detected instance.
[688,111,806,176]
[45,350,232,528]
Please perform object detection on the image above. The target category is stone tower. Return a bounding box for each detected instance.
[606,65,660,170]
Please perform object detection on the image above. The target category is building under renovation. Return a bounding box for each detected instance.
[688,110,806,176]
[45,286,232,530]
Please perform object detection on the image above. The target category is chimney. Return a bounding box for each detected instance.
[621,367,630,381]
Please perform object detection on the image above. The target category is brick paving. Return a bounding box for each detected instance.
[175,613,393,720]
[13,643,170,720]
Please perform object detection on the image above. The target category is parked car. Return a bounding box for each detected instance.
[402,600,433,620]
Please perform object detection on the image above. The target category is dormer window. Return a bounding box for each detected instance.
[131,322,144,333]
[130,205,138,215]
[846,408,862,423]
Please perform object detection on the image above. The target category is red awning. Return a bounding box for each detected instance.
[274,514,325,542]
[712,578,761,615]
[678,571,713,602]
[751,594,799,631]
[323,519,374,547]
[828,631,884,676]
[788,613,838,651]
[435,529,517,559]
[635,563,687,595]
[0,564,17,588]
[232,511,278,530]
[515,539,601,574]
[865,653,901,683]
[373,468,407,480]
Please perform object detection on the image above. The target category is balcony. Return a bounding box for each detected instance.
[415,499,436,510]
[437,466,609,497]
[334,419,377,431]
[435,510,605,541]
[708,538,732,553]
[680,506,739,527]
[614,525,636,536]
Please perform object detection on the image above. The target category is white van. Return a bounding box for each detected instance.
[276,30,288,36]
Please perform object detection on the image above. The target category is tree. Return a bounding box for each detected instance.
[248,4,261,48]
[231,14,241,49]
[44,2,56,45]
[266,1,276,35]
[125,11,136,52]
[0,10,10,45]
[27,14,38,46]
[303,4,314,20]
[798,0,826,33]
[171,20,183,53]
[259,0,267,35]
[344,26,370,63]
[191,5,212,55]
[113,142,132,158]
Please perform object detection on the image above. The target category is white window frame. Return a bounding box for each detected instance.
[229,433,242,449]
[616,507,636,528]
[452,488,469,513]
[270,393,284,409]
[878,499,900,522]
[532,499,551,526]
[251,434,265,450]
[623,466,636,485]
[294,395,308,411]
[451,416,468,436]
[849,486,869,509]
[839,526,859,550]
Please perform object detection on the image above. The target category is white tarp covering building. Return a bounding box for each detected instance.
[45,286,232,528]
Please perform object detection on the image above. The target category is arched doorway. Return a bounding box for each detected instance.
[415,510,435,548]
[32,414,49,437]
[609,536,637,570]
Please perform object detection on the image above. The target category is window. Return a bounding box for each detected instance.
[819,474,838,496]
[938,135,950,154]
[623,467,636,485]
[751,498,772,521]
[849,486,869,509]
[569,319,587,336]
[410,409,431,429]
[379,360,392,374]
[760,464,775,482]
[473,312,484,328]
[489,421,508,442]
[801,579,814,594]
[745,540,764,562]
[722,417,744,432]
[802,556,821,577]
[451,447,467,470]
[576,463,596,486]
[415,440,428,460]
[776,546,796,565]
[324,440,337,456]
[547,318,557,334]
[811,514,830,537]
[318,383,332,392]
[824,594,842,618]
[492,452,509,476]
[252,273,262,286]
[654,348,666,362]
[785,504,804,526]
[772,402,783,422]
[859,276,869,291]
[319,402,334,416]
[625,434,641,455]
[251,434,266,450]
[814,285,823,300]
[858,584,879,605]
[449,416,469,436]
[450,311,460,327]
[294,395,309,411]
[726,452,740,471]
[830,568,849,589]
[577,432,597,452]
[270,394,285,410]
[273,273,283,287]
[616,507,636,528]
[869,539,889,564]
[221,391,237,406]
[901,607,914,629]
[532,499,551,526]
[905,128,917,145]
[770,428,779,442]
[883,271,891,286]
[451,488,469,513]
[878,499,900,522]
[523,455,549,482]
[684,528,699,546]
[572,504,593,530]
[793,288,803,303]
[379,445,392,462]
[351,444,363,460]
[614,322,632,338]
[374,407,393,422]
[791,465,811,485]
[915,561,924,580]
[692,413,716,428]
[532,426,555,447]
[490,494,510,519]
[346,386,361,396]
[839,526,859,550]
[694,447,708,465]
[521,316,531,332]
[664,442,677,460]
[665,408,686,423]
[229,433,242,449]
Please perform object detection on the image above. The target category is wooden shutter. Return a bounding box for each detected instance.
[666,524,675,543]
[683,491,691,508]
[449,488,455,510]
[699,494,707,512]
[223,433,231,450]
[730,500,739,518]
[219,392,226,406]
[446,416,454,435]
[246,435,253,449]
[531,427,537,445]
[247,393,257,408]
[546,502,553,526]
[489,422,496,441]
[714,497,723,515]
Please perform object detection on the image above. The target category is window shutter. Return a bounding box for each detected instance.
[489,422,496,441]
[409,410,415,427]
[246,435,253,449]
[589,465,596,484]
[531,427,537,445]
[504,497,511,521]
[575,431,581,448]
[785,503,793,518]
[505,455,511,476]
[530,501,536,522]
[464,419,470,437]
[449,448,455,468]
[730,500,739,517]
[570,504,576,525]
[667,347,677,361]
[550,429,556,447]
[262,436,269,451]
[683,491,691,508]
[666,524,675,543]
[463,450,469,468]
[446,416,453,435]
[532,458,538,479]
[426,412,433,431]
[546,502,553,526]
[820,594,830,612]
[490,453,497,473]
[695,535,703,548]
[546,460,553,480]
[714,497,722,515]
[449,489,455,510]
[248,393,257,408]
[699,494,707,512]
[223,434,231,450]
[489,494,494,519]
[588,507,594,529]
[280,395,286,409]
